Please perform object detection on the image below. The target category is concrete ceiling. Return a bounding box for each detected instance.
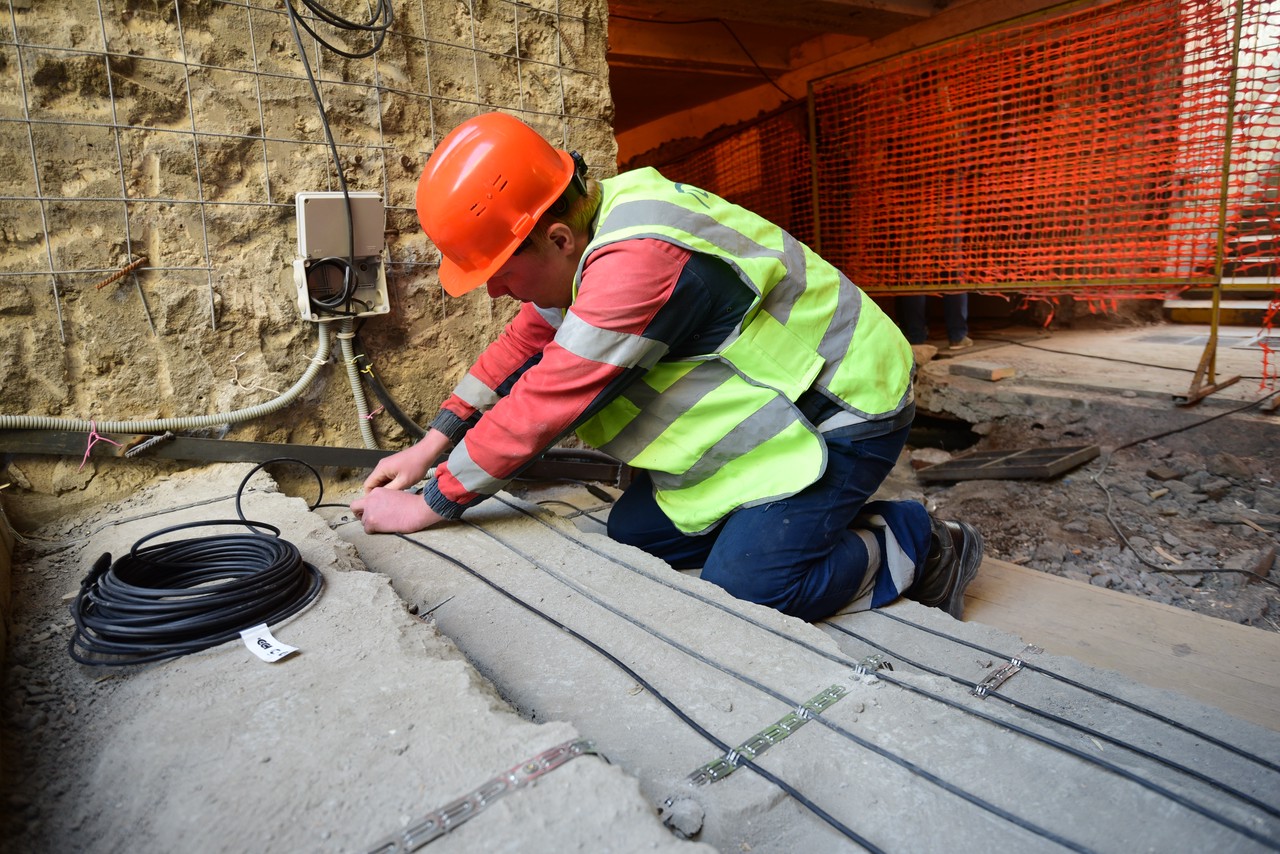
[606,0,954,133]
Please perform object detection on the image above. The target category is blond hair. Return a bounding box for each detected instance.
[523,178,602,253]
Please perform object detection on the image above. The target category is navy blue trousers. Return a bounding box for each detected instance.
[607,425,932,621]
[896,293,969,345]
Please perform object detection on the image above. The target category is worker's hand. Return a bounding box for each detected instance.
[350,487,444,534]
[363,429,452,493]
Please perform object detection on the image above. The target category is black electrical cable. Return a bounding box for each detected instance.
[285,1,396,319]
[984,333,1275,382]
[489,495,1280,849]
[822,620,1280,823]
[67,460,325,667]
[835,635,1280,850]
[870,608,1280,776]
[1088,387,1280,589]
[286,0,395,59]
[461,521,1093,854]
[393,532,884,854]
[351,332,428,440]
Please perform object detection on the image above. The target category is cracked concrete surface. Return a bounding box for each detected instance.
[4,460,1277,853]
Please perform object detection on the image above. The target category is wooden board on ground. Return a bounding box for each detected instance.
[964,557,1280,732]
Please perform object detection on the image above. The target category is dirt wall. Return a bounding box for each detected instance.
[0,0,616,526]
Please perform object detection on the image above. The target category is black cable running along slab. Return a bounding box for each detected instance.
[821,621,1280,838]
[870,608,1280,776]
[459,521,1092,854]
[68,460,325,667]
[392,532,883,854]
[487,496,1280,850]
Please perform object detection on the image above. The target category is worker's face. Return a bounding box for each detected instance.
[485,223,579,309]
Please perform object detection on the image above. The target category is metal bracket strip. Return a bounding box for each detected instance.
[972,658,1023,698]
[685,684,849,787]
[366,738,597,853]
[971,644,1042,698]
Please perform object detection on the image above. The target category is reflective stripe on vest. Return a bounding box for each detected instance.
[587,185,910,415]
[557,311,669,368]
[447,437,505,497]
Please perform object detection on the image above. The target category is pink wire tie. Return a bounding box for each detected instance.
[80,421,123,471]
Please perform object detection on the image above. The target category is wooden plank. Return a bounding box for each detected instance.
[964,558,1280,732]
[948,361,1017,381]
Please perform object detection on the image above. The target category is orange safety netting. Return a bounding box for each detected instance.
[647,106,816,248]
[643,0,1280,299]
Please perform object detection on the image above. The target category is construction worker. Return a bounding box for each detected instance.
[351,112,983,621]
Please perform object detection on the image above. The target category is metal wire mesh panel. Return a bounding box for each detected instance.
[0,0,607,342]
[638,105,815,248]
[810,0,1274,296]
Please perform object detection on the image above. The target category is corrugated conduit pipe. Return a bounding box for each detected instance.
[337,317,378,450]
[0,321,335,435]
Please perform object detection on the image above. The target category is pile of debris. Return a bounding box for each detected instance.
[910,420,1279,631]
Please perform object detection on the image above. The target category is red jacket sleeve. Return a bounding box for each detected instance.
[429,301,560,440]
[424,239,690,517]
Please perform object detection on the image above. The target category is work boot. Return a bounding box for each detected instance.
[906,516,983,619]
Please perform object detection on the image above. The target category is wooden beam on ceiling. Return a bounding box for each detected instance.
[610,0,937,36]
[607,17,796,76]
[614,0,1098,164]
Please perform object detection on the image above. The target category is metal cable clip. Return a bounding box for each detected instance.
[366,738,597,853]
[972,658,1024,698]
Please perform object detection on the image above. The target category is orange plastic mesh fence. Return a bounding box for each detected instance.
[1221,0,1280,284]
[814,0,1247,294]
[645,0,1279,299]
[644,105,815,247]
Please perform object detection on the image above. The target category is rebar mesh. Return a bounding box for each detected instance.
[0,0,607,341]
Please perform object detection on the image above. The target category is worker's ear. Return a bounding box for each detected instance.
[546,222,576,257]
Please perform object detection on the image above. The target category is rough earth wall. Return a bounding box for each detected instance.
[0,0,616,525]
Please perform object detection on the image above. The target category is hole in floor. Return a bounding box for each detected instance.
[908,414,980,452]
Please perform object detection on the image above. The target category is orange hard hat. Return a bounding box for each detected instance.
[416,112,577,296]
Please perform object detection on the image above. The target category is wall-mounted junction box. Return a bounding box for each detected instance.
[293,191,391,321]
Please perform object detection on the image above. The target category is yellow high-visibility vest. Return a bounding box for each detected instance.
[575,169,913,533]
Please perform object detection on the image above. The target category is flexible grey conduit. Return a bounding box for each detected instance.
[0,322,333,434]
[337,318,378,450]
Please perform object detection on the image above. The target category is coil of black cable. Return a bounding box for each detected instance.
[68,460,326,667]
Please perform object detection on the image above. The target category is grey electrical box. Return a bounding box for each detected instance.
[293,191,390,321]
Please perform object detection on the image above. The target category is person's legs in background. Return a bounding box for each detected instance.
[894,295,929,345]
[942,293,972,349]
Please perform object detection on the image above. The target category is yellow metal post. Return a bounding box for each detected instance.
[1178,0,1246,406]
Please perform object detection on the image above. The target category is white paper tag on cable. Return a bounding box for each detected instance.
[240,623,298,663]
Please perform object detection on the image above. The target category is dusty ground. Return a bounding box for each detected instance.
[2,320,1279,852]
[904,414,1280,632]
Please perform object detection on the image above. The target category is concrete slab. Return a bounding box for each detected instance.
[922,325,1273,408]
[331,488,1280,853]
[915,324,1279,457]
[0,466,706,854]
